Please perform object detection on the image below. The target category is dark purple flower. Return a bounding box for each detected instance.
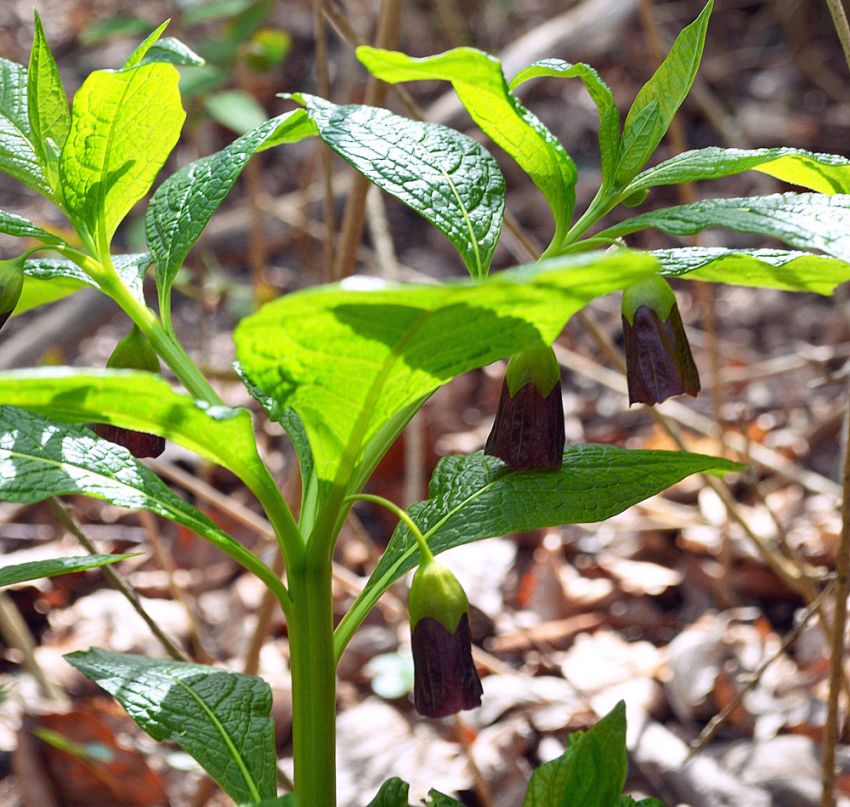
[94,423,166,458]
[621,277,700,406]
[484,346,565,470]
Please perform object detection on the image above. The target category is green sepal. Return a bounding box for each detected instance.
[408,558,469,634]
[621,274,675,325]
[505,345,560,397]
[0,255,25,326]
[106,325,160,374]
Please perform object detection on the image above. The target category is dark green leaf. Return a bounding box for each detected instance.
[292,92,505,279]
[356,46,574,249]
[427,792,465,806]
[596,193,850,262]
[366,778,411,806]
[0,209,64,244]
[0,554,135,588]
[65,649,276,804]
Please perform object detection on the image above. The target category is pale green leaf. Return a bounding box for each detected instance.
[65,649,276,804]
[123,20,170,68]
[60,62,185,248]
[205,89,267,134]
[338,447,740,652]
[235,251,658,514]
[509,58,619,187]
[653,247,850,295]
[624,146,850,197]
[137,37,205,68]
[293,93,504,279]
[0,554,135,588]
[596,192,850,262]
[356,46,575,248]
[615,0,713,186]
[28,11,70,181]
[0,57,52,198]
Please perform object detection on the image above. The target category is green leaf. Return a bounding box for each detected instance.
[508,58,619,187]
[80,16,154,46]
[341,447,741,649]
[0,57,52,198]
[123,20,170,68]
[65,649,276,804]
[654,247,850,295]
[292,93,505,279]
[28,11,70,185]
[21,252,150,302]
[146,113,294,326]
[618,798,665,807]
[60,62,185,249]
[14,274,86,315]
[0,405,273,585]
[524,702,628,807]
[0,209,64,244]
[0,369,278,512]
[138,38,205,68]
[356,46,575,249]
[596,192,850,262]
[427,792,465,806]
[239,798,297,807]
[366,778,411,806]
[205,89,267,134]
[235,251,658,514]
[624,146,850,198]
[615,0,713,186]
[0,554,135,587]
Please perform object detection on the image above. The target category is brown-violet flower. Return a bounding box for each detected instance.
[484,346,565,470]
[408,558,483,718]
[621,276,700,406]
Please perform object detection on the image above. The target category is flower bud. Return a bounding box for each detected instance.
[408,558,483,718]
[0,256,25,332]
[621,276,700,406]
[95,326,165,458]
[484,346,565,470]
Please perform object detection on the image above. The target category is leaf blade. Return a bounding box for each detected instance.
[0,554,135,588]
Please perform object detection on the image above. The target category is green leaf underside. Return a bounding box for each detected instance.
[523,702,627,807]
[355,448,741,626]
[22,252,151,301]
[0,57,52,198]
[616,0,713,185]
[146,113,294,317]
[235,251,658,507]
[60,62,185,246]
[0,209,64,243]
[0,554,134,588]
[14,275,86,315]
[294,93,505,279]
[0,368,273,501]
[653,247,850,295]
[0,405,260,575]
[65,649,276,804]
[356,47,575,244]
[509,58,619,187]
[28,12,70,178]
[138,37,205,68]
[598,193,850,263]
[625,146,850,197]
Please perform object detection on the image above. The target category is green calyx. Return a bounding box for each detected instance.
[408,558,470,634]
[107,325,161,374]
[505,345,560,398]
[621,275,676,325]
[0,256,25,319]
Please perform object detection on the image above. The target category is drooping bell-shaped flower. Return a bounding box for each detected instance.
[408,558,483,718]
[484,345,565,470]
[621,275,700,406]
[0,256,24,332]
[95,326,165,458]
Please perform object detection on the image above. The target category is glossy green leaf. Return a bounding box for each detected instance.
[0,405,275,585]
[366,778,411,806]
[597,193,850,262]
[356,46,575,247]
[509,58,619,186]
[0,209,64,244]
[20,252,150,303]
[60,62,185,249]
[653,247,850,295]
[524,702,627,807]
[28,11,70,184]
[123,20,170,68]
[0,368,278,512]
[65,649,277,804]
[146,113,294,327]
[337,446,740,655]
[138,37,205,68]
[624,146,850,198]
[616,0,713,186]
[235,251,658,515]
[0,57,52,198]
[292,93,504,279]
[0,554,135,588]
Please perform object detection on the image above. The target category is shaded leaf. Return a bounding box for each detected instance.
[0,554,135,587]
[366,778,411,807]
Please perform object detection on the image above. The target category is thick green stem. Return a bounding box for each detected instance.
[288,557,337,806]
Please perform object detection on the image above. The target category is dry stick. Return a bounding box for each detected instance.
[821,401,850,807]
[332,0,404,280]
[48,499,189,663]
[312,0,337,279]
[689,579,834,758]
[826,0,850,74]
